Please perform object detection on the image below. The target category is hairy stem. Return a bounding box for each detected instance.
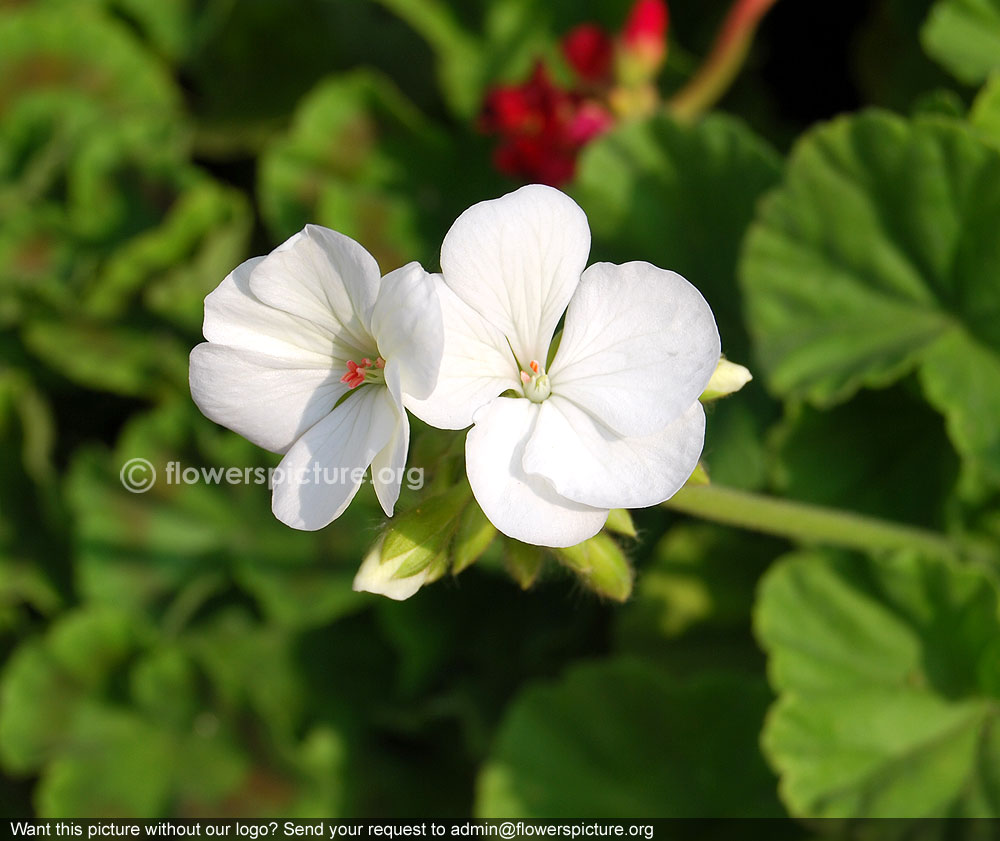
[663,484,964,561]
[668,0,779,121]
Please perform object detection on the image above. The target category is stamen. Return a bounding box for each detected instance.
[520,371,531,384]
[342,356,387,389]
[340,369,365,388]
[529,360,540,373]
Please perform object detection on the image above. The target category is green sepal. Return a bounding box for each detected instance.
[382,483,470,580]
[685,462,711,486]
[556,533,633,602]
[452,501,497,574]
[604,508,637,539]
[505,541,546,590]
[423,551,451,585]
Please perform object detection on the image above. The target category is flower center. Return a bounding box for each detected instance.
[520,359,551,403]
[341,356,385,389]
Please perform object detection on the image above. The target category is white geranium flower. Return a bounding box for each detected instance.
[408,185,721,547]
[190,225,443,530]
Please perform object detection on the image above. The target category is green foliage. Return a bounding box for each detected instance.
[257,71,506,273]
[922,0,1000,83]
[0,7,180,118]
[0,605,347,817]
[24,0,229,64]
[374,0,563,119]
[2,0,1000,823]
[617,524,782,644]
[476,659,782,817]
[258,71,449,271]
[756,550,1000,818]
[0,370,64,633]
[742,110,1000,491]
[770,386,960,528]
[65,401,370,629]
[0,7,251,405]
[971,75,1000,145]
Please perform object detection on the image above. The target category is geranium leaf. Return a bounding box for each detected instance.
[742,111,1000,488]
[476,659,782,817]
[921,0,1000,84]
[756,549,1000,818]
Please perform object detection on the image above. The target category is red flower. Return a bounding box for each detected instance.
[480,63,612,187]
[479,0,673,184]
[562,23,614,84]
[479,86,534,135]
[480,63,562,137]
[622,0,669,70]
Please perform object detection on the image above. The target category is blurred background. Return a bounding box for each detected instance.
[1,0,997,823]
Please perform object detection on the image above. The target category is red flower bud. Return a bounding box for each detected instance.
[621,0,669,71]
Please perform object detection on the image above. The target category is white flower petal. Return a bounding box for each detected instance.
[465,397,608,548]
[189,344,346,453]
[523,396,706,509]
[549,261,720,437]
[371,421,409,517]
[271,385,396,530]
[406,277,520,430]
[203,257,344,365]
[440,184,590,367]
[371,362,409,517]
[353,538,429,601]
[371,262,443,401]
[249,225,380,357]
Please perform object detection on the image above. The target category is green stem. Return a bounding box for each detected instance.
[668,0,779,122]
[371,0,482,117]
[663,484,962,561]
[163,573,223,637]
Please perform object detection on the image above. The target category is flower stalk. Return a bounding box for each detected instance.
[662,483,969,562]
[668,0,779,122]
